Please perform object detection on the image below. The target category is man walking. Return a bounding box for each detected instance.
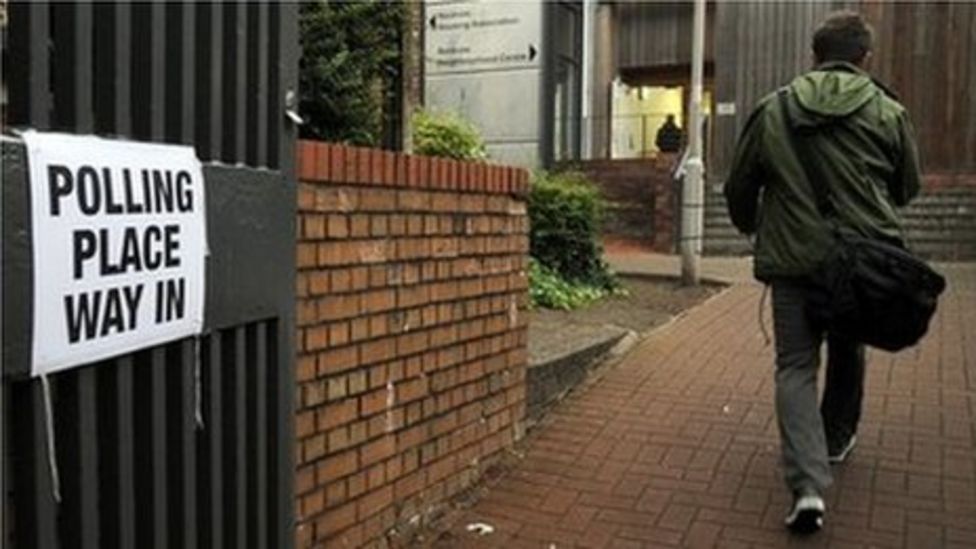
[724,11,921,533]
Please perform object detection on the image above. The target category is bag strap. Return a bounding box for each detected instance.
[776,89,836,219]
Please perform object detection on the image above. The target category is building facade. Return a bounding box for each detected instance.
[591,0,976,180]
[578,1,976,258]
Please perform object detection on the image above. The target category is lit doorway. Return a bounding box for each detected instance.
[609,76,713,160]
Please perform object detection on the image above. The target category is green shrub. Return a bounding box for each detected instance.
[411,109,488,161]
[528,259,626,310]
[299,1,403,146]
[529,171,617,289]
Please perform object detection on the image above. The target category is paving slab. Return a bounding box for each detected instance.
[433,260,976,548]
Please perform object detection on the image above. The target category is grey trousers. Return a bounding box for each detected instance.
[771,280,866,494]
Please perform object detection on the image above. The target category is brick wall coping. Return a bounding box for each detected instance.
[297,140,530,196]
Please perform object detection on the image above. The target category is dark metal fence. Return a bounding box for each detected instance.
[2,2,299,548]
[5,1,298,171]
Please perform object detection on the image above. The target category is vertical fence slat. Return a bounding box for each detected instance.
[181,5,198,146]
[130,3,152,140]
[52,2,94,132]
[36,382,60,549]
[170,340,198,549]
[247,2,270,167]
[221,2,238,163]
[150,0,167,141]
[55,373,81,548]
[150,348,170,549]
[256,2,270,167]
[164,2,184,144]
[75,2,95,133]
[266,317,286,547]
[7,1,52,127]
[113,355,136,548]
[28,3,52,128]
[235,326,249,548]
[245,3,258,165]
[10,384,58,549]
[93,2,115,136]
[199,332,224,549]
[250,324,269,549]
[193,2,217,160]
[113,3,133,136]
[272,10,299,544]
[220,328,241,549]
[234,1,249,164]
[266,1,281,170]
[78,369,101,549]
[276,11,299,544]
[270,326,294,548]
[1,383,5,548]
[279,0,300,178]
[209,1,225,161]
[134,353,150,548]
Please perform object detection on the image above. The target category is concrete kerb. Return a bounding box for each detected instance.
[526,325,630,425]
[525,271,734,430]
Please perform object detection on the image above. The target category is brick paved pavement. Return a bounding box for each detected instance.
[435,262,976,548]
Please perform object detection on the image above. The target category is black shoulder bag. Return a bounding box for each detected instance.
[777,90,946,352]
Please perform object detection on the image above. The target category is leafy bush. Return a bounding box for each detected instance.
[529,171,616,289]
[411,109,488,161]
[528,259,612,310]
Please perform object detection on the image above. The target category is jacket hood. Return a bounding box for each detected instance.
[788,62,878,123]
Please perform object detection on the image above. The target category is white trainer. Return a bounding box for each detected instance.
[785,490,825,534]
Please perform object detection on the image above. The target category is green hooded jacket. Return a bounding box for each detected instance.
[724,62,922,282]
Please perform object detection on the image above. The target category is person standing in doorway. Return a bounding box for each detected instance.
[724,11,921,534]
[655,114,684,153]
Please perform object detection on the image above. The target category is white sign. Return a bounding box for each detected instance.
[716,102,737,116]
[426,0,542,75]
[23,131,207,376]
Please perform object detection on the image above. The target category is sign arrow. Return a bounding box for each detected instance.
[528,44,537,61]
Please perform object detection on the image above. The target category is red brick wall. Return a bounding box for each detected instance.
[293,141,531,547]
[573,155,679,253]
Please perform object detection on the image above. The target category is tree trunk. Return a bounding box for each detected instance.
[401,0,424,152]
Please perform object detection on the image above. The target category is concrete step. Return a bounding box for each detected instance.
[704,225,744,239]
[701,186,976,259]
[704,204,976,228]
[703,240,976,260]
[703,242,753,257]
[702,229,975,260]
[701,185,976,259]
[703,212,976,228]
[705,190,976,205]
[705,224,976,242]
[911,247,976,261]
[903,226,976,239]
